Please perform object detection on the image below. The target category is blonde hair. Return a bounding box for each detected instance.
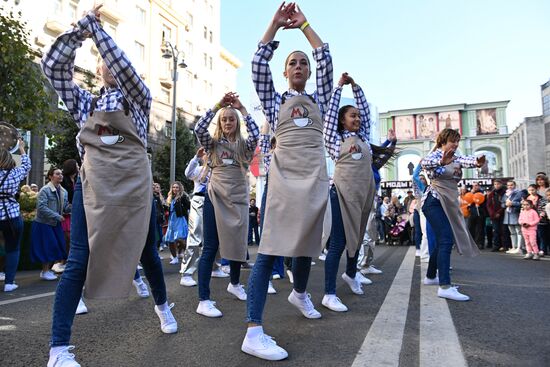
[166,181,185,205]
[0,149,16,170]
[209,107,252,168]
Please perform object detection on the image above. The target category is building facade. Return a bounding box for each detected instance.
[508,116,545,189]
[541,80,550,174]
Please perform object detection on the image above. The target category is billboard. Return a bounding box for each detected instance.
[394,115,414,140]
[476,108,497,135]
[438,111,460,131]
[416,113,438,139]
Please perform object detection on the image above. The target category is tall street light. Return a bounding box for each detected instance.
[161,40,187,184]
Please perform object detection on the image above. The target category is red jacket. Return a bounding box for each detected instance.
[486,188,505,220]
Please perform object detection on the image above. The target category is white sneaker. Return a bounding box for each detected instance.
[267,281,277,294]
[355,272,373,285]
[137,264,143,270]
[169,257,179,265]
[420,257,430,263]
[415,249,421,257]
[47,345,80,367]
[0,272,5,281]
[180,275,197,287]
[438,286,470,301]
[342,273,364,295]
[154,303,178,333]
[286,269,294,284]
[75,298,88,315]
[287,291,322,319]
[423,276,439,285]
[318,254,326,261]
[220,265,230,274]
[272,274,281,280]
[51,263,66,273]
[311,261,316,266]
[322,294,348,312]
[362,265,383,275]
[196,300,223,318]
[510,248,521,254]
[40,270,58,281]
[227,283,247,301]
[4,283,18,292]
[133,279,150,298]
[211,268,230,278]
[241,330,288,361]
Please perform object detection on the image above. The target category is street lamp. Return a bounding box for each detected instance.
[161,40,187,184]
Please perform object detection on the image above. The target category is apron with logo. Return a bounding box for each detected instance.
[333,136,375,255]
[260,95,329,257]
[78,105,152,299]
[207,141,249,261]
[429,162,480,257]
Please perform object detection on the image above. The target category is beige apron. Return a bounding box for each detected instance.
[260,95,329,257]
[430,162,480,257]
[333,136,375,255]
[207,141,248,262]
[79,109,152,299]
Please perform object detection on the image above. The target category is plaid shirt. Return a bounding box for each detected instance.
[421,149,477,200]
[259,133,272,172]
[185,156,209,194]
[41,13,151,160]
[252,41,333,131]
[195,108,259,153]
[0,155,31,220]
[324,84,371,161]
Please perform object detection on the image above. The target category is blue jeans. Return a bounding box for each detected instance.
[50,179,167,347]
[198,192,242,301]
[248,220,260,244]
[259,176,284,278]
[1,216,23,284]
[324,186,359,295]
[247,254,311,324]
[426,219,437,255]
[422,193,453,286]
[413,209,421,250]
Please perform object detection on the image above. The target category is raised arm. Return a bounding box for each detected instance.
[11,139,31,182]
[231,95,259,152]
[185,148,204,181]
[195,93,234,151]
[323,85,342,161]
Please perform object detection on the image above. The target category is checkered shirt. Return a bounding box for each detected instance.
[0,154,31,220]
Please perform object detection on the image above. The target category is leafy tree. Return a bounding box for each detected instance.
[153,116,198,194]
[0,7,61,130]
[45,112,81,167]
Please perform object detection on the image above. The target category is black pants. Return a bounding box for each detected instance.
[468,216,485,249]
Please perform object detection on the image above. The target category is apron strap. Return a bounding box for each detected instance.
[89,96,130,116]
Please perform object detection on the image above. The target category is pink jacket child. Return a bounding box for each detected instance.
[518,204,540,256]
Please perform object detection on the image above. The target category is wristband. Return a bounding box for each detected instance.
[214,102,221,110]
[300,21,310,31]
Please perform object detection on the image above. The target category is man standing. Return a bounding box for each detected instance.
[486,179,508,252]
[468,182,487,249]
[248,198,260,245]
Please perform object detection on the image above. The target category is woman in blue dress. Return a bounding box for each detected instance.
[164,181,190,265]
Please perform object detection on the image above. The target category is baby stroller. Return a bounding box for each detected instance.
[386,215,409,246]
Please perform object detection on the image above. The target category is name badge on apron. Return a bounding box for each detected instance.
[222,158,234,165]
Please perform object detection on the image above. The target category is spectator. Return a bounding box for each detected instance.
[30,183,38,193]
[486,179,508,252]
[467,182,487,250]
[519,199,541,260]
[526,184,547,257]
[503,180,523,254]
[248,198,260,245]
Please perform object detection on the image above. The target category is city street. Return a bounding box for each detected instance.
[1,245,549,367]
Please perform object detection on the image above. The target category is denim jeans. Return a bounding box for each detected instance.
[413,209,421,250]
[422,193,453,286]
[324,186,359,295]
[198,192,242,301]
[537,225,548,254]
[50,179,167,347]
[246,254,311,324]
[1,216,23,284]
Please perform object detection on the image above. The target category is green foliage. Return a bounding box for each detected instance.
[18,185,37,220]
[45,112,81,167]
[0,7,61,131]
[153,116,198,194]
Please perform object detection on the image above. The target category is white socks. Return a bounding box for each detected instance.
[50,346,67,358]
[156,302,169,311]
[292,289,306,299]
[246,325,263,339]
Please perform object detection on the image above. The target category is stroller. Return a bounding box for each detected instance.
[385,214,410,246]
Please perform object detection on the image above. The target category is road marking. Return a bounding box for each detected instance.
[0,292,55,306]
[419,262,467,367]
[351,246,415,367]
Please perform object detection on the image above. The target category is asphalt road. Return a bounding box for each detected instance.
[1,245,549,367]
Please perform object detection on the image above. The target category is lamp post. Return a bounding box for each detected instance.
[161,40,187,184]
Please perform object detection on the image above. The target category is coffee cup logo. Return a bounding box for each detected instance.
[349,144,363,160]
[98,126,125,145]
[291,104,312,128]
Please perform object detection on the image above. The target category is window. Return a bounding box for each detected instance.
[203,80,208,95]
[162,24,173,44]
[67,1,78,21]
[134,41,145,63]
[203,53,207,67]
[203,26,208,39]
[53,0,62,15]
[186,12,193,27]
[161,88,170,103]
[185,41,193,59]
[208,82,213,97]
[135,6,146,26]
[209,31,213,43]
[209,56,213,70]
[543,94,550,116]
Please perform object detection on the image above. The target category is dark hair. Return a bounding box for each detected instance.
[535,174,549,188]
[337,105,357,134]
[47,166,60,180]
[524,199,534,208]
[62,159,78,177]
[270,136,277,149]
[371,144,399,169]
[528,184,538,190]
[435,128,461,149]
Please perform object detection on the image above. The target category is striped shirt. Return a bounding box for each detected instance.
[324,84,371,161]
[252,41,333,131]
[0,155,31,220]
[259,133,272,172]
[41,12,151,160]
[421,149,477,200]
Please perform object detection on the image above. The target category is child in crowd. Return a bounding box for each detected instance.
[519,199,540,260]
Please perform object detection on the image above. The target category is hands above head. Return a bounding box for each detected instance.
[217,92,247,115]
[284,3,308,30]
[18,138,26,154]
[196,147,205,159]
[271,2,296,29]
[476,155,486,168]
[338,72,355,87]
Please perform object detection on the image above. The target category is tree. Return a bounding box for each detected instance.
[45,112,81,168]
[0,7,61,130]
[153,116,199,194]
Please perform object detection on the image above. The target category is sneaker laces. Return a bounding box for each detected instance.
[55,346,77,363]
[159,303,176,324]
[259,333,277,347]
[302,293,316,314]
[205,300,218,310]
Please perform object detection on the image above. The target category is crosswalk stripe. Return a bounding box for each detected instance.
[419,262,467,367]
[351,246,415,367]
[0,292,55,306]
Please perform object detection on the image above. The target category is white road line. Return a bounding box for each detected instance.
[0,292,55,306]
[351,246,415,367]
[419,262,467,367]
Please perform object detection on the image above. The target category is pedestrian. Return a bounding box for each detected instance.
[421,128,483,301]
[31,167,70,281]
[30,183,39,192]
[194,92,259,316]
[152,182,166,251]
[0,138,30,292]
[322,72,375,312]
[467,182,487,250]
[503,180,523,254]
[242,2,333,360]
[487,179,508,252]
[526,183,548,257]
[412,163,436,263]
[42,6,177,366]
[164,181,190,265]
[519,199,541,260]
[248,198,260,245]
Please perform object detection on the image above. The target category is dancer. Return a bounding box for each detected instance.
[322,73,375,312]
[194,92,259,317]
[42,6,177,366]
[242,2,333,360]
[164,181,190,265]
[421,128,483,301]
[0,138,30,292]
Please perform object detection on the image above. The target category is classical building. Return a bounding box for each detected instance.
[378,100,511,184]
[541,79,550,174]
